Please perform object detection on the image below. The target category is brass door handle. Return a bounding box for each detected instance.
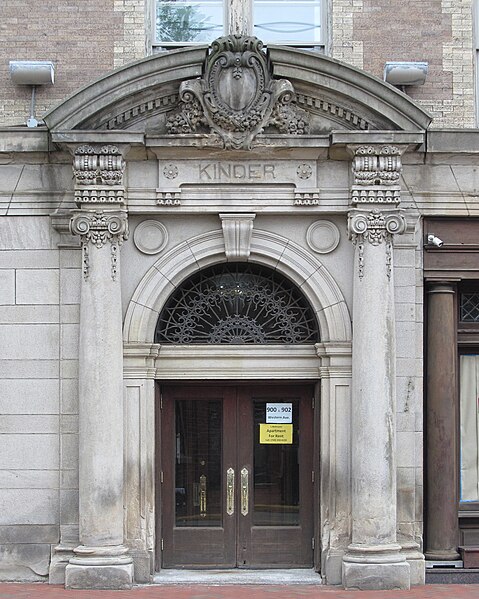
[199,474,207,518]
[226,468,234,515]
[241,467,249,516]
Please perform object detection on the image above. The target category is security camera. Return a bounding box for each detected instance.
[427,234,444,248]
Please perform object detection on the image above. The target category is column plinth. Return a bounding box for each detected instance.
[65,209,133,590]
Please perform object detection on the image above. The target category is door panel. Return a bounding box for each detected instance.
[237,386,314,567]
[161,386,236,567]
[160,383,314,568]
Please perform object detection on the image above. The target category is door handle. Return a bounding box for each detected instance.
[226,468,234,515]
[199,474,207,518]
[241,467,249,516]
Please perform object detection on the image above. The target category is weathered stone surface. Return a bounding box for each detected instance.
[343,561,410,590]
[0,489,58,525]
[16,269,59,305]
[65,563,134,590]
[0,544,51,581]
[0,435,59,470]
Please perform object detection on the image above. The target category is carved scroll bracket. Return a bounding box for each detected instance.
[73,144,128,205]
[220,213,255,260]
[70,209,129,280]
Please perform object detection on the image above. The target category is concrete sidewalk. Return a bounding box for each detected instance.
[2,584,479,599]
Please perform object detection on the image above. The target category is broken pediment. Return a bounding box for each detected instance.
[44,38,431,138]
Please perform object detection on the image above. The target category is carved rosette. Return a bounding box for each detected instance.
[70,210,129,280]
[348,209,406,279]
[166,35,309,149]
[351,145,402,205]
[73,145,126,204]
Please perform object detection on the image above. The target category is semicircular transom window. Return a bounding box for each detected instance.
[155,263,320,344]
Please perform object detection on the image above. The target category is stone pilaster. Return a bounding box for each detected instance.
[342,145,411,590]
[64,142,133,589]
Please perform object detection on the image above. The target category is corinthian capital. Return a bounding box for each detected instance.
[348,208,406,246]
[348,208,406,280]
[70,210,128,280]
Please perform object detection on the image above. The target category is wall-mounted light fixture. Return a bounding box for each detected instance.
[9,60,55,127]
[384,62,428,89]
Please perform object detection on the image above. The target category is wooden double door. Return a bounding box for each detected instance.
[159,383,315,568]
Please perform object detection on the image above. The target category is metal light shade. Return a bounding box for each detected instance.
[383,62,428,87]
[9,61,55,86]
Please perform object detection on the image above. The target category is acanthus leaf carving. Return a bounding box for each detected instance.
[166,35,309,149]
[70,210,129,280]
[348,208,406,279]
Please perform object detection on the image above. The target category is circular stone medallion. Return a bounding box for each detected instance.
[306,220,340,254]
[133,220,168,255]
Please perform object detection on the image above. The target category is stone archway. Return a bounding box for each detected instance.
[124,228,351,344]
[121,227,352,583]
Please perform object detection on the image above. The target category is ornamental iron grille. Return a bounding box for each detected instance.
[461,292,479,322]
[155,263,320,344]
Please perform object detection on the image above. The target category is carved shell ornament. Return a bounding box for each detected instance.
[167,35,309,149]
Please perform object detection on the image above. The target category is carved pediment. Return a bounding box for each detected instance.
[166,35,308,149]
[44,40,431,134]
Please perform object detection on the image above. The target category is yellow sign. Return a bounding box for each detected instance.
[259,423,293,444]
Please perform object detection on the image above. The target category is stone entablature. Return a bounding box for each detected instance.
[156,158,320,207]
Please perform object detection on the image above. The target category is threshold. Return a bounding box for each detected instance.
[153,569,321,585]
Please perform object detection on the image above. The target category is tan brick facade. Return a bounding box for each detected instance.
[0,0,145,127]
[0,0,476,127]
[330,0,476,128]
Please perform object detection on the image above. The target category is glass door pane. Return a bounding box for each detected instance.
[253,400,300,526]
[175,399,222,526]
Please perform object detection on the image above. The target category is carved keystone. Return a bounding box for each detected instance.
[220,213,256,260]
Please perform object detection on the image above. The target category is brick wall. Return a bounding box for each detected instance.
[331,0,476,128]
[0,0,476,128]
[0,0,146,127]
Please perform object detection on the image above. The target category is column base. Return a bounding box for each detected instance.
[342,544,410,590]
[65,545,134,590]
[400,541,425,586]
[425,549,461,561]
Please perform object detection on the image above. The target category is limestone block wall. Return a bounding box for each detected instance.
[394,222,424,553]
[0,216,63,580]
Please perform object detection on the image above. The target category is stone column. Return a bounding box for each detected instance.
[342,145,410,590]
[64,144,133,589]
[425,282,460,561]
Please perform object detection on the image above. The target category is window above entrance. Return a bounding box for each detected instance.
[155,263,320,344]
[154,0,325,49]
